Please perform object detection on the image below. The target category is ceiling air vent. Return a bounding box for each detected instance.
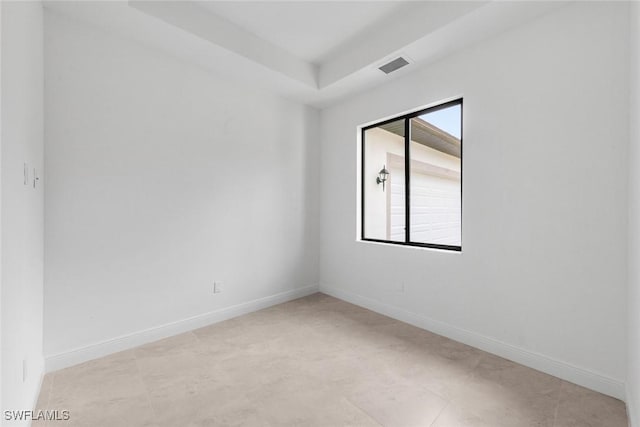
[378,57,410,74]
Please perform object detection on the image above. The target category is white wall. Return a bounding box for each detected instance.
[320,1,629,399]
[43,11,319,365]
[627,0,640,424]
[1,0,45,422]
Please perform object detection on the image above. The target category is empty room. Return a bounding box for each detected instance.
[1,0,640,426]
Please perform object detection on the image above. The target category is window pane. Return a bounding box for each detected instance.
[363,119,406,242]
[409,104,461,246]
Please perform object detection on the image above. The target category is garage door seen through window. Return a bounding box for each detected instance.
[361,99,462,251]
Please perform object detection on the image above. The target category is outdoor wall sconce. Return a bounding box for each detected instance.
[376,165,390,191]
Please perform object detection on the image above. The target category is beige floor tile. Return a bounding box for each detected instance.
[256,390,381,427]
[48,350,157,427]
[136,340,224,402]
[32,373,55,427]
[151,386,259,427]
[445,354,562,427]
[431,403,497,427]
[57,394,157,427]
[37,373,54,407]
[554,381,627,427]
[51,352,143,404]
[346,378,448,427]
[35,294,628,427]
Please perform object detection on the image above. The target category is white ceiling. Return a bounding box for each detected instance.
[43,1,571,107]
[197,1,411,65]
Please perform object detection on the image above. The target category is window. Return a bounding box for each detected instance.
[361,99,462,251]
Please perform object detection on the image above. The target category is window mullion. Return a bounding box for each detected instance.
[404,118,411,243]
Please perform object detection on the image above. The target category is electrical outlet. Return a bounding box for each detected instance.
[213,282,223,294]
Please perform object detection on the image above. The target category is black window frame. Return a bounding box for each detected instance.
[360,98,463,252]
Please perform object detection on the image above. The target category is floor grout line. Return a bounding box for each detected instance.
[429,401,451,427]
[343,396,385,427]
[132,347,161,426]
[551,380,564,427]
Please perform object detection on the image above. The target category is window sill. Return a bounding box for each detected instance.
[357,238,462,253]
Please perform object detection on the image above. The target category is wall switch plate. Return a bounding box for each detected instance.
[213,282,223,294]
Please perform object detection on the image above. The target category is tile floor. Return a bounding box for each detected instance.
[34,293,628,426]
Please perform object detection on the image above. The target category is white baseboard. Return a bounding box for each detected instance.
[45,285,319,372]
[320,284,626,401]
[628,385,638,427]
